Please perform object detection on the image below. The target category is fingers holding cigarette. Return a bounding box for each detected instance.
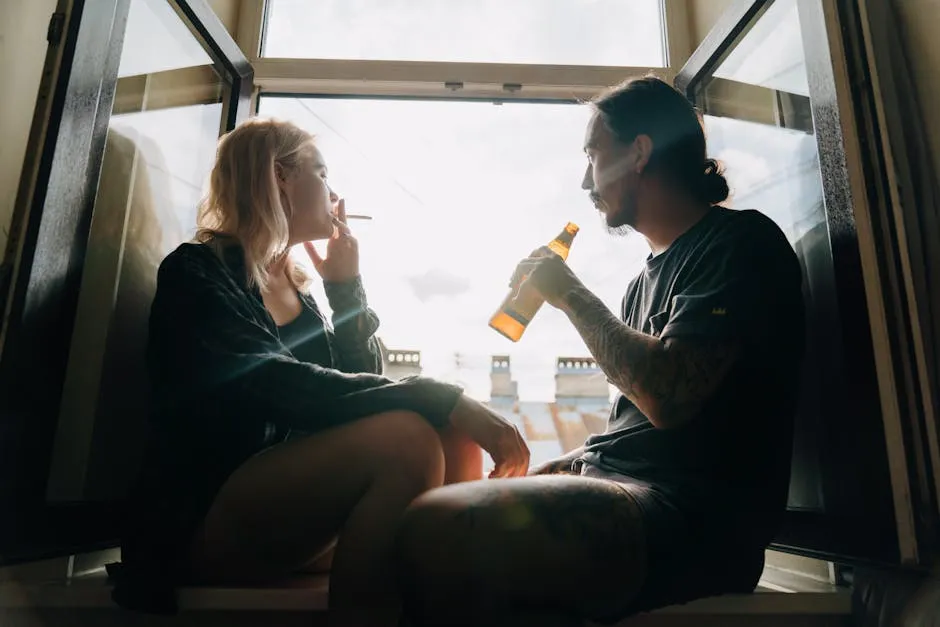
[331,199,372,221]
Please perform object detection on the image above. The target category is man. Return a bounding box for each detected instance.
[395,76,806,627]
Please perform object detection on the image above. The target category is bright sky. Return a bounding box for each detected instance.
[259,97,652,401]
[263,0,666,67]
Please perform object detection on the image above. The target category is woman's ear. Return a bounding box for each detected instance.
[274,161,291,192]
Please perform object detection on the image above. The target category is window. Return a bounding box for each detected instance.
[247,0,687,472]
[262,0,667,67]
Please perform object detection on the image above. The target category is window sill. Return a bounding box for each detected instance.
[0,571,851,617]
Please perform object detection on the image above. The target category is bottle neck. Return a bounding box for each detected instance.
[548,224,578,259]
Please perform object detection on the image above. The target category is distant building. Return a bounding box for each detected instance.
[377,338,422,380]
[375,341,612,472]
[554,356,609,404]
[483,354,611,469]
[553,357,610,440]
[488,355,518,407]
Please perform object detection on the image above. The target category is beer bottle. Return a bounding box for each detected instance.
[488,222,579,342]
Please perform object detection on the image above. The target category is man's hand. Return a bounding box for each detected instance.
[526,457,576,476]
[304,199,360,283]
[526,446,584,476]
[509,246,583,309]
[448,395,529,478]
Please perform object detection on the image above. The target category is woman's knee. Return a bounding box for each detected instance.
[363,410,446,491]
[439,426,484,483]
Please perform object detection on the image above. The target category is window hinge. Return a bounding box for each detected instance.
[47,12,66,46]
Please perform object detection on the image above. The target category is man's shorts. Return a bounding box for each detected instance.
[571,458,765,618]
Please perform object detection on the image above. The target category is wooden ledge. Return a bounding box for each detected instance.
[0,572,852,616]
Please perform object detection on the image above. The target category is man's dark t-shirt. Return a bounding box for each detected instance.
[581,207,805,539]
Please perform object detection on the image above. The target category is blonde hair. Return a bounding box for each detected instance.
[196,117,314,290]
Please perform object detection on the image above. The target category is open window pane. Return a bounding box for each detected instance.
[700,0,834,519]
[47,0,225,502]
[262,0,666,67]
[703,114,828,513]
[117,0,212,77]
[712,0,808,97]
[685,0,905,563]
[258,96,653,471]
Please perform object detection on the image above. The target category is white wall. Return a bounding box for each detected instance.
[0,0,58,256]
[207,0,241,39]
[687,0,736,49]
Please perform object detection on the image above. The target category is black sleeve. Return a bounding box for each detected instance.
[322,276,384,375]
[660,211,804,346]
[147,247,461,433]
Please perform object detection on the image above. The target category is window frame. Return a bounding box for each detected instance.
[0,0,253,566]
[238,0,691,102]
[677,0,939,568]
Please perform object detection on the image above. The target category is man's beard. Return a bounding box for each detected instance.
[602,194,636,237]
[605,219,634,237]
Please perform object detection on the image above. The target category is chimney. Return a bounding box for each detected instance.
[382,343,422,380]
[490,355,518,403]
[554,357,608,403]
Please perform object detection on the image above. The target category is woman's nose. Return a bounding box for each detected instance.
[329,187,339,203]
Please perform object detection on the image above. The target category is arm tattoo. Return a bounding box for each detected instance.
[561,283,739,428]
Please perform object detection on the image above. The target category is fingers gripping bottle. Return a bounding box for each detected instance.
[488,222,579,342]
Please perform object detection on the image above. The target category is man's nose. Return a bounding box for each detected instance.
[581,164,593,191]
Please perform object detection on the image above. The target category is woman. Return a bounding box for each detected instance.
[112,118,529,626]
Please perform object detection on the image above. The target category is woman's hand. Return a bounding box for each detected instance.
[304,199,360,283]
[447,395,529,479]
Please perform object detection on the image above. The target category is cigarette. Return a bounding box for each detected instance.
[345,214,373,221]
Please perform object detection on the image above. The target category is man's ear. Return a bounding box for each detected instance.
[633,134,653,174]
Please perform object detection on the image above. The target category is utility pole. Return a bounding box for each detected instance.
[452,351,468,389]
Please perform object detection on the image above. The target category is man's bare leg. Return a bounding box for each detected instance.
[395,475,647,626]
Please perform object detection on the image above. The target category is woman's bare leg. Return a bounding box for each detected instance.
[295,426,482,578]
[438,425,484,483]
[188,410,445,626]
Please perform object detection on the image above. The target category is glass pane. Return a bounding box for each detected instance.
[713,0,808,97]
[262,0,666,67]
[696,0,832,512]
[259,96,652,472]
[48,0,225,501]
[118,0,212,77]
